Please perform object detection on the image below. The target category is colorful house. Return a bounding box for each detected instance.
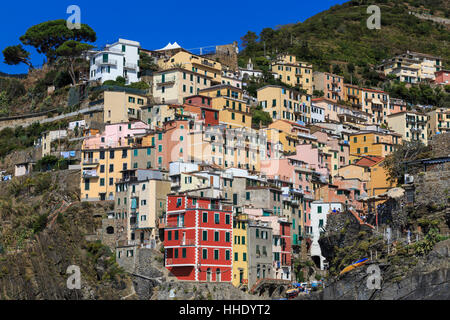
[270,54,313,94]
[104,90,147,124]
[349,130,402,161]
[343,84,362,109]
[313,72,344,102]
[80,121,151,201]
[157,50,222,85]
[232,213,249,288]
[257,85,311,124]
[199,85,252,129]
[164,195,233,282]
[386,111,428,146]
[361,88,390,125]
[427,107,450,138]
[152,68,212,105]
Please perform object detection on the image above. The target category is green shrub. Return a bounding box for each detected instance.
[54,71,72,89]
[32,213,48,234]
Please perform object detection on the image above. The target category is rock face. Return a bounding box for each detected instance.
[318,212,374,264]
[123,248,262,300]
[307,239,450,300]
[153,281,261,300]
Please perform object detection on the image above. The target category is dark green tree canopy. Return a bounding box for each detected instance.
[241,31,258,50]
[2,45,33,68]
[55,40,94,85]
[383,140,431,185]
[55,40,93,57]
[20,19,96,61]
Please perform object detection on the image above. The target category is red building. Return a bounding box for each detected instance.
[183,95,219,126]
[164,194,233,282]
[280,218,292,269]
[434,70,450,85]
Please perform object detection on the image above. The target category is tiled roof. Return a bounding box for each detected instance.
[355,155,384,167]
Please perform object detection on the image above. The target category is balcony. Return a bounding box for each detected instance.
[165,258,195,266]
[186,203,233,211]
[180,239,196,246]
[82,158,99,166]
[155,76,176,86]
[96,59,117,67]
[165,221,185,228]
[124,62,137,70]
[82,170,98,178]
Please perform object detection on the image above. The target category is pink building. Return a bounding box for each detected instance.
[312,130,350,167]
[289,144,328,177]
[83,121,149,149]
[389,98,407,115]
[313,72,344,102]
[332,177,364,212]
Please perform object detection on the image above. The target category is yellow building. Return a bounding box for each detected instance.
[338,164,370,183]
[257,85,311,124]
[104,90,148,124]
[270,55,313,94]
[386,111,428,146]
[361,88,390,125]
[152,68,212,105]
[427,107,450,138]
[343,84,363,109]
[265,120,303,154]
[157,50,222,85]
[199,85,252,128]
[349,131,402,162]
[338,155,393,197]
[322,146,340,178]
[232,214,249,288]
[262,128,297,155]
[81,123,154,201]
[116,176,171,242]
[354,156,392,197]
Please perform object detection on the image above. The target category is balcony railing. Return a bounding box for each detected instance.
[82,158,99,165]
[96,59,117,67]
[165,258,195,266]
[186,203,233,211]
[180,239,196,246]
[165,221,185,228]
[155,76,176,85]
[124,62,137,70]
[82,170,98,178]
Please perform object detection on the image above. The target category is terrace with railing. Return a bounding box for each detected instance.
[185,202,233,211]
[96,59,117,67]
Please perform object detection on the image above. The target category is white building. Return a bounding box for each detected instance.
[14,162,35,177]
[239,59,263,80]
[88,39,141,85]
[221,72,243,89]
[41,130,68,157]
[310,201,344,270]
[311,103,325,124]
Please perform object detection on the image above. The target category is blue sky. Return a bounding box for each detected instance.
[0,0,347,74]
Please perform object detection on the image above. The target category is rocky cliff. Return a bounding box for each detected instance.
[310,239,449,300]
[0,170,135,299]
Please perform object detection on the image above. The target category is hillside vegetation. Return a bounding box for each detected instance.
[239,0,449,78]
